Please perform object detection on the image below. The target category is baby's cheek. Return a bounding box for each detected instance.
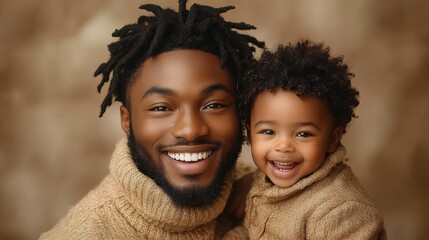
[251,140,270,162]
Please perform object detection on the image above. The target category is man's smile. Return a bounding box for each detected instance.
[162,144,218,162]
[159,144,220,177]
[167,151,213,162]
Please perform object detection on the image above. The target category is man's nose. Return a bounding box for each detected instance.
[171,108,209,141]
[274,136,295,153]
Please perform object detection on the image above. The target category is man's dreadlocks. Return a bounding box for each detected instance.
[94,0,264,117]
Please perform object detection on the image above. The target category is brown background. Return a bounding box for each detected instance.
[1,0,428,239]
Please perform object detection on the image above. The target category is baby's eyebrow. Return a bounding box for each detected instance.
[253,120,274,128]
[253,121,321,130]
[296,122,321,130]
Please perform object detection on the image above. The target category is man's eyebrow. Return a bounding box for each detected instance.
[201,83,233,96]
[141,86,177,100]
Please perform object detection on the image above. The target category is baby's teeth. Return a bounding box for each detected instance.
[275,161,293,166]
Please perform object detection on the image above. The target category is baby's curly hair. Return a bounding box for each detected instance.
[239,40,359,135]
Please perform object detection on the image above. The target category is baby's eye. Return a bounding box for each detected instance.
[296,132,313,138]
[149,106,171,111]
[259,129,275,135]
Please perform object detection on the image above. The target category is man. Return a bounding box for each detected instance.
[40,0,263,239]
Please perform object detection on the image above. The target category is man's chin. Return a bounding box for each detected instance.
[171,174,215,188]
[162,180,224,207]
[168,181,210,192]
[127,124,241,207]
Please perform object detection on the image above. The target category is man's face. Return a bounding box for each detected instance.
[120,49,242,206]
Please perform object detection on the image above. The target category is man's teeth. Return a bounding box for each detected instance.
[167,151,212,162]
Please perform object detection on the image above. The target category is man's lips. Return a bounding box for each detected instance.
[162,144,217,163]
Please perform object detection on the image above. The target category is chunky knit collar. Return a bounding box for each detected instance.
[109,138,233,232]
[251,144,347,203]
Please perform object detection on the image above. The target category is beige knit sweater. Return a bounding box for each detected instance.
[224,145,386,240]
[40,138,237,240]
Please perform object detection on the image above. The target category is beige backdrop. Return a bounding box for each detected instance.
[1,0,428,239]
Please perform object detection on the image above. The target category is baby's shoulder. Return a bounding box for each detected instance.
[307,164,377,215]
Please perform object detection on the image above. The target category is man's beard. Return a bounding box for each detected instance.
[127,125,243,207]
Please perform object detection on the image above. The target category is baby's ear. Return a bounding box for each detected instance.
[327,126,343,153]
[245,124,251,144]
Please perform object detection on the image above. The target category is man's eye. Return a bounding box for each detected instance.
[204,103,226,110]
[296,132,313,138]
[149,106,170,111]
[259,130,274,135]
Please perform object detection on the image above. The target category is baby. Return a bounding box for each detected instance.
[225,40,386,239]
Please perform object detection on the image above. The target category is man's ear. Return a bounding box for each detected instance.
[120,105,131,137]
[327,126,343,153]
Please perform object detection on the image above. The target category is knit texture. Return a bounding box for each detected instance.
[224,145,386,240]
[40,138,236,240]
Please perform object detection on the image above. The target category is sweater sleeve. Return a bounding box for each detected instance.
[307,200,386,240]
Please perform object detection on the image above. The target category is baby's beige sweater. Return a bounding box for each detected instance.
[40,138,236,240]
[224,145,386,239]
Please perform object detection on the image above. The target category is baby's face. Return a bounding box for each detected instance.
[249,90,341,188]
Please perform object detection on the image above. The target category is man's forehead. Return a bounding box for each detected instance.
[134,50,234,84]
[139,49,224,72]
[128,50,235,100]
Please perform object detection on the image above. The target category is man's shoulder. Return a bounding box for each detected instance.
[70,176,122,213]
[39,176,124,239]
